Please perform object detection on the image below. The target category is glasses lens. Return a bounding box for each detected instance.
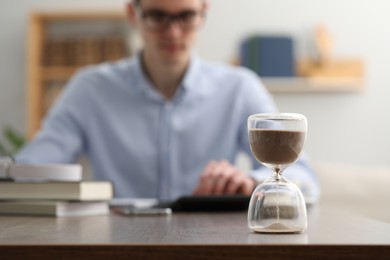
[176,11,201,28]
[143,10,167,30]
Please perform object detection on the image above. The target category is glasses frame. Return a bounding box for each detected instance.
[136,7,206,32]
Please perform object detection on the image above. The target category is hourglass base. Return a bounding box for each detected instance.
[248,176,307,233]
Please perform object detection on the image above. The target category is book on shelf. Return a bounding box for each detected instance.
[0,200,109,217]
[240,35,295,77]
[0,181,113,201]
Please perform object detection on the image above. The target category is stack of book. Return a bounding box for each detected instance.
[0,163,113,217]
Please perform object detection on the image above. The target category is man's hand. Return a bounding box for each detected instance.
[193,160,256,196]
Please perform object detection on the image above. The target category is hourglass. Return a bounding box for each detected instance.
[247,113,307,233]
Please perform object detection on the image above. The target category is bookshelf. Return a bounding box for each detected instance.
[237,29,365,94]
[231,58,364,94]
[26,11,130,139]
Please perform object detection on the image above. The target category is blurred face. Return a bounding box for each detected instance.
[129,0,207,65]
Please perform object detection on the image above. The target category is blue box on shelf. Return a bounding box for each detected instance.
[240,35,295,77]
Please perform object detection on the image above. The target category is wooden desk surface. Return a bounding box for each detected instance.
[1,202,390,259]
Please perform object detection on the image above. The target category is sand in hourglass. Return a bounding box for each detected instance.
[252,222,299,233]
[249,129,305,165]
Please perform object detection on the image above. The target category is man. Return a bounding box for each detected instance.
[16,0,319,201]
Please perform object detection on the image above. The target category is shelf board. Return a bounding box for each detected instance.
[262,77,364,93]
[42,67,81,81]
[34,11,126,21]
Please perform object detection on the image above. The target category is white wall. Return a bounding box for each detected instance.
[1,0,390,167]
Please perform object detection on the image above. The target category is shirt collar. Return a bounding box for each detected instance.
[132,52,158,98]
[131,52,201,97]
[181,53,201,92]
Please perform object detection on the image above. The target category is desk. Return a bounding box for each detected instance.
[1,202,389,259]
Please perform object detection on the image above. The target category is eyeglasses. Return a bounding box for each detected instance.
[137,8,205,31]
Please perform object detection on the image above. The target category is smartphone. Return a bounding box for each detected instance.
[118,207,172,216]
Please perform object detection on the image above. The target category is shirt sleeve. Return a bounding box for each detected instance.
[237,69,320,202]
[15,70,91,164]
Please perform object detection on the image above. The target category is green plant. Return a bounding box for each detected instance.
[0,127,26,156]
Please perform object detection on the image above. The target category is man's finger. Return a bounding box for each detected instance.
[193,161,217,194]
[239,178,256,195]
[212,165,234,194]
[225,173,244,195]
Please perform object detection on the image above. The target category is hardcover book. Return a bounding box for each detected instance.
[0,200,109,217]
[0,161,82,181]
[0,181,113,201]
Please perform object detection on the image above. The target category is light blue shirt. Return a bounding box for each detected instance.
[16,54,319,201]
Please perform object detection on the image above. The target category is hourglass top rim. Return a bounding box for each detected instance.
[248,113,306,121]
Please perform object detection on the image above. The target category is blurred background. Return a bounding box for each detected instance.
[1,0,390,194]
